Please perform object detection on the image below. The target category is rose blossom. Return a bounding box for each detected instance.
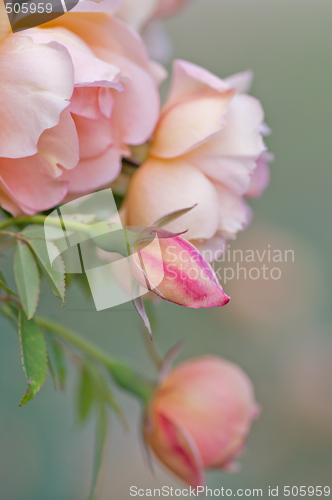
[0,10,163,215]
[122,60,271,261]
[132,232,230,308]
[143,356,259,489]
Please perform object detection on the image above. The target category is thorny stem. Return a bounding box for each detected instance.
[35,315,155,405]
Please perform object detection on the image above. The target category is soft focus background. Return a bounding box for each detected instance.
[1,1,332,498]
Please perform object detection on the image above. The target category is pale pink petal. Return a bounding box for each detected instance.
[157,356,256,468]
[0,157,67,215]
[164,59,232,110]
[24,27,122,89]
[215,183,252,239]
[69,87,103,119]
[49,15,151,71]
[0,184,23,217]
[69,87,116,119]
[224,70,253,94]
[98,52,160,145]
[72,114,113,158]
[125,158,220,240]
[186,151,256,196]
[98,87,115,118]
[0,35,73,158]
[151,91,235,159]
[246,152,273,198]
[37,110,79,171]
[0,110,80,214]
[148,59,168,85]
[209,94,266,157]
[61,146,121,193]
[144,411,205,489]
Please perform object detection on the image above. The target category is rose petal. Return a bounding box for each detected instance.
[0,35,73,158]
[144,411,205,489]
[37,109,79,171]
[224,70,253,94]
[215,183,252,239]
[155,356,257,468]
[164,59,231,110]
[24,27,122,89]
[133,236,230,308]
[72,114,113,158]
[60,146,121,193]
[187,152,256,196]
[246,152,273,198]
[207,94,266,157]
[0,110,79,214]
[125,158,220,240]
[96,52,160,145]
[150,91,235,159]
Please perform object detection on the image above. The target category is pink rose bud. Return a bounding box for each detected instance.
[132,234,230,308]
[143,356,259,489]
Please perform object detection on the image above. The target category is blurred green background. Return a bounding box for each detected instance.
[1,1,332,498]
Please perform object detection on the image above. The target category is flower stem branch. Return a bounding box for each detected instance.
[35,315,154,404]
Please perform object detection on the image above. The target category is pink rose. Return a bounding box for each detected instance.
[143,356,259,489]
[132,232,230,308]
[0,12,163,215]
[122,60,271,261]
[0,27,74,214]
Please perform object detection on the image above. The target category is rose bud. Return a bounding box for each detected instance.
[143,356,259,489]
[131,233,230,308]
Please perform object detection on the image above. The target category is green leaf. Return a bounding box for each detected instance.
[47,349,57,390]
[88,364,125,426]
[14,240,40,319]
[77,361,125,427]
[25,237,66,305]
[0,270,17,296]
[48,337,67,390]
[18,310,47,406]
[88,404,108,500]
[77,363,95,423]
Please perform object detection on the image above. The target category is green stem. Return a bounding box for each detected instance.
[35,315,154,404]
[0,215,47,231]
[0,215,122,235]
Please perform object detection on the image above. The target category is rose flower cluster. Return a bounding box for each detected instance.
[0,0,271,490]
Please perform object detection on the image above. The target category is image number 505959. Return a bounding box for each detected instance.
[5,2,53,14]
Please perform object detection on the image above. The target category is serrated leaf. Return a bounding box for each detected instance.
[46,335,67,390]
[87,363,125,426]
[0,269,17,295]
[77,364,95,423]
[88,404,108,500]
[25,238,66,305]
[47,349,57,390]
[18,310,47,406]
[14,240,40,319]
[48,337,67,390]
